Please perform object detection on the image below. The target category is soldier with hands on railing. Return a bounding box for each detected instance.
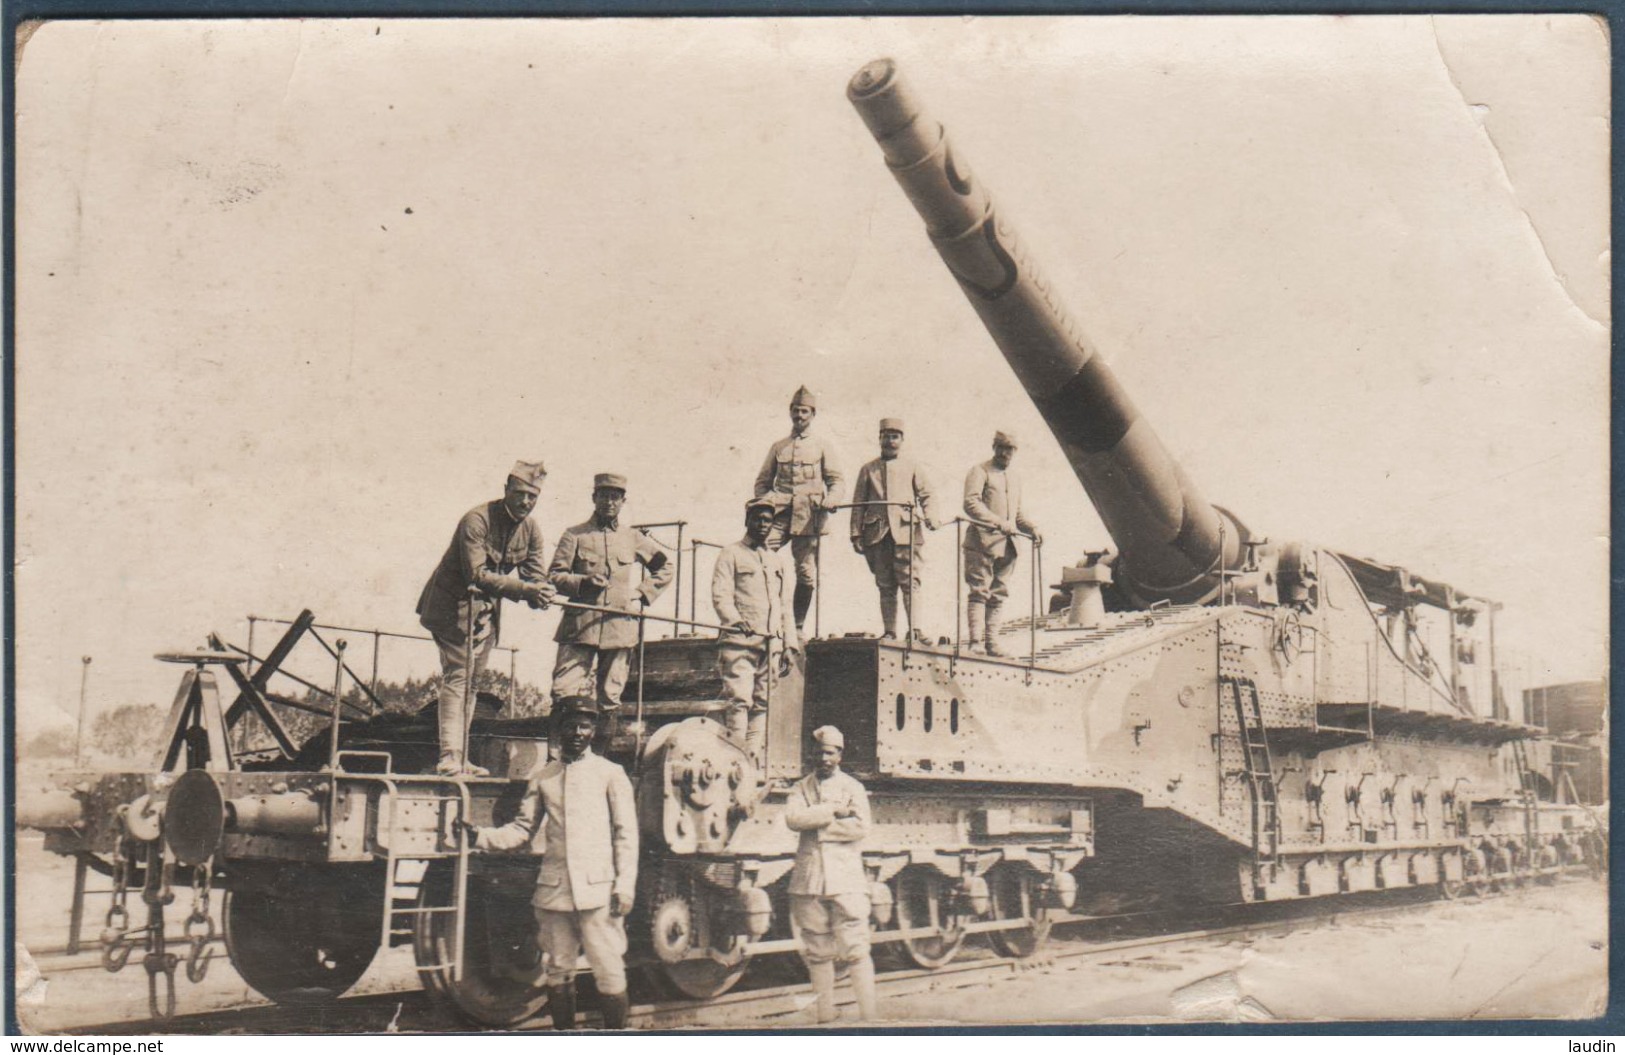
[850,418,939,640]
[712,497,801,766]
[465,695,637,1030]
[786,725,878,1024]
[417,460,557,776]
[754,385,845,637]
[549,473,674,718]
[962,430,1042,656]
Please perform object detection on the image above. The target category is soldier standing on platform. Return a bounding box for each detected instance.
[469,696,637,1030]
[962,431,1042,655]
[549,474,674,715]
[754,385,845,637]
[712,497,800,766]
[417,461,556,776]
[786,725,878,1024]
[850,418,938,640]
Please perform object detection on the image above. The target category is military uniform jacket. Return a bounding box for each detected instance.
[550,518,674,650]
[416,500,547,644]
[785,768,871,896]
[711,540,796,649]
[754,431,845,537]
[963,460,1037,555]
[850,456,936,548]
[478,750,638,912]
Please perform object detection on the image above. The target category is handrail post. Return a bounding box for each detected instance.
[673,523,685,638]
[954,519,963,656]
[508,647,518,709]
[370,630,381,698]
[246,617,257,680]
[328,640,347,772]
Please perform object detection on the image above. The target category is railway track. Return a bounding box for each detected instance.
[59,881,1555,1034]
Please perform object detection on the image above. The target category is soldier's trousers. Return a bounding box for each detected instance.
[862,538,922,595]
[552,645,630,708]
[791,893,873,965]
[432,627,495,763]
[766,521,821,588]
[535,905,629,995]
[718,642,773,758]
[963,543,1017,606]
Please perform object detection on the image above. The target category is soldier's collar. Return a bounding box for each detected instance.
[593,514,620,530]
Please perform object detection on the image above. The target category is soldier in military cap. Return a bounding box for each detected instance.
[754,385,845,636]
[549,474,674,715]
[850,418,939,640]
[417,460,556,776]
[470,695,637,1030]
[786,725,878,1023]
[963,431,1043,656]
[712,496,801,766]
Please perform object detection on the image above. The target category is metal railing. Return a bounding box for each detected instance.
[247,615,523,706]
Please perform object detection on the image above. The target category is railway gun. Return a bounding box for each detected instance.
[19,59,1606,1026]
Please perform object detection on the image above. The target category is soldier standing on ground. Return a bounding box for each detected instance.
[549,473,674,716]
[786,725,878,1024]
[470,696,637,1030]
[416,461,556,776]
[850,418,939,640]
[712,497,800,767]
[962,431,1042,656]
[754,386,845,637]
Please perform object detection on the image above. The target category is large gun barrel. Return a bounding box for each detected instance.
[848,59,1246,606]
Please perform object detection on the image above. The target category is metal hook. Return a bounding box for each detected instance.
[184,911,215,983]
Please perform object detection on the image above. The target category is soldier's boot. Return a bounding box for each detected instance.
[547,984,577,1030]
[793,582,814,634]
[966,600,987,654]
[808,960,838,1023]
[985,603,1008,656]
[745,710,769,771]
[848,955,879,1021]
[599,990,630,1030]
[879,590,899,639]
[436,751,464,777]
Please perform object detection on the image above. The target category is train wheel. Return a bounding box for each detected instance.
[647,892,750,1000]
[223,868,381,1005]
[414,868,550,1027]
[987,867,1052,959]
[893,869,964,970]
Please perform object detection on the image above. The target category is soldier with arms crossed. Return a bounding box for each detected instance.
[786,725,878,1023]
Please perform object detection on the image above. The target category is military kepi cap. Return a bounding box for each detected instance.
[554,695,600,721]
[745,495,777,515]
[993,430,1018,447]
[879,417,905,434]
[791,385,817,409]
[812,725,845,749]
[508,460,547,494]
[593,473,628,492]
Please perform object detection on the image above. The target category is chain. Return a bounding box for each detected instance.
[140,843,178,1021]
[184,862,216,983]
[100,831,133,973]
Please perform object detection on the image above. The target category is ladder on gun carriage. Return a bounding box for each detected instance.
[1227,676,1283,891]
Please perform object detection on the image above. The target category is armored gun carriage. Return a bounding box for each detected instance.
[19,59,1603,1027]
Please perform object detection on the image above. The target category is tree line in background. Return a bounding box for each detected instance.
[23,668,551,764]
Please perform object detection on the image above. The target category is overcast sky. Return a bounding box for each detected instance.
[13,15,1608,739]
